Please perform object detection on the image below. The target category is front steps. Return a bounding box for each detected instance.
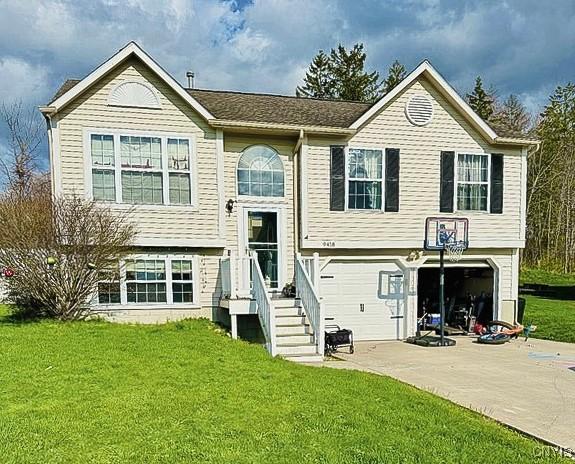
[273,298,323,363]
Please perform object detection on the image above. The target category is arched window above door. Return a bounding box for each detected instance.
[237,145,284,197]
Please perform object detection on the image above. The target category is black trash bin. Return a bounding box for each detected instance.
[517,297,526,324]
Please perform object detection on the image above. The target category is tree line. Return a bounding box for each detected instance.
[297,43,574,272]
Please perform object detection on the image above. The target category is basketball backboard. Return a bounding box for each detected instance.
[424,217,468,251]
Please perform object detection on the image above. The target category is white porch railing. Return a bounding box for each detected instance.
[251,250,277,356]
[220,249,252,300]
[220,255,233,298]
[295,252,324,355]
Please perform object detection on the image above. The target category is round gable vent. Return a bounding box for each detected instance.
[405,93,433,126]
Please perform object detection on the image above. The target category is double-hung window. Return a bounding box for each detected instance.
[88,132,193,205]
[347,148,383,210]
[457,154,489,211]
[125,259,167,303]
[168,139,191,204]
[96,256,196,306]
[91,135,116,201]
[121,136,163,204]
[171,259,194,303]
[97,264,121,304]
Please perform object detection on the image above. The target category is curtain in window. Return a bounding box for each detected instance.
[457,154,488,211]
[348,149,382,210]
[120,136,162,169]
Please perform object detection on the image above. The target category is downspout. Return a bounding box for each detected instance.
[42,111,56,198]
[293,130,304,256]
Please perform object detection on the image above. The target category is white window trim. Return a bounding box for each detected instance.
[454,151,491,213]
[344,146,386,212]
[83,128,197,208]
[235,144,286,201]
[95,254,200,309]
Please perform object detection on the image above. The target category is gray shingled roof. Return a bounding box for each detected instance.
[187,89,371,128]
[48,79,536,140]
[50,79,81,104]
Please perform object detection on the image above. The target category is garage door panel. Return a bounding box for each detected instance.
[321,261,405,341]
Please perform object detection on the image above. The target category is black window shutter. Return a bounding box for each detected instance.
[440,151,455,212]
[385,148,400,212]
[490,154,504,214]
[330,145,345,211]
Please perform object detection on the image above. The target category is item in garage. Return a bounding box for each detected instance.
[486,320,526,339]
[477,333,510,345]
[406,335,456,347]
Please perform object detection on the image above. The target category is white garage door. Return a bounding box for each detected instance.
[321,261,405,341]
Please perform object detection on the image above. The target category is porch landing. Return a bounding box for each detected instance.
[328,336,575,451]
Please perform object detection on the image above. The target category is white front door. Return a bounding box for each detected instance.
[242,208,281,290]
[321,260,406,340]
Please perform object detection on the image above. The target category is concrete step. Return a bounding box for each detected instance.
[276,343,317,356]
[281,353,324,363]
[275,333,315,344]
[274,314,306,325]
[275,307,303,317]
[276,324,311,336]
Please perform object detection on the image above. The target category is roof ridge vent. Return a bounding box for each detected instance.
[405,93,433,126]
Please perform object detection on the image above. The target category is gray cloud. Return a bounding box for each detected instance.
[0,0,574,169]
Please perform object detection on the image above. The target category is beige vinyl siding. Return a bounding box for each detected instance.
[306,76,524,247]
[198,251,223,309]
[56,57,219,243]
[223,135,297,283]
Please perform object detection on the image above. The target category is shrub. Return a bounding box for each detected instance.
[0,191,134,320]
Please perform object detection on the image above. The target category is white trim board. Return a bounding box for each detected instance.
[134,237,226,248]
[44,42,214,120]
[302,239,526,249]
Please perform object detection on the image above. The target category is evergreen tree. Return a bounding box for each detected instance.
[328,44,382,102]
[491,94,532,135]
[296,44,382,102]
[466,76,496,121]
[296,50,334,99]
[382,60,407,94]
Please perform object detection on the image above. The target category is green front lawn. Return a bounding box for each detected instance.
[0,306,565,463]
[521,267,575,344]
[523,295,575,344]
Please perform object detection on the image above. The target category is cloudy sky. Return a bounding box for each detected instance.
[1,0,574,170]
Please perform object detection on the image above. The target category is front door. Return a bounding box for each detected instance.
[245,210,280,289]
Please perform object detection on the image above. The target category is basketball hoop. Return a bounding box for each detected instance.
[445,241,466,262]
[424,217,469,347]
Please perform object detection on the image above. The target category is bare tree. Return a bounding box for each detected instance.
[0,101,45,196]
[0,191,135,320]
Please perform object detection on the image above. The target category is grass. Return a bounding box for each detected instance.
[0,306,567,464]
[522,295,575,344]
[520,267,575,344]
[520,267,575,287]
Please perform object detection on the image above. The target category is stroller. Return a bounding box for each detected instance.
[324,318,354,355]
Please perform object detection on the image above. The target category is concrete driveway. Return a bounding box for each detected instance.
[330,336,575,450]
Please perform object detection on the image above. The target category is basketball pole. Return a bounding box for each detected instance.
[439,247,445,346]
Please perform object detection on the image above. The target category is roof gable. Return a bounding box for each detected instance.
[42,42,213,120]
[350,61,499,143]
